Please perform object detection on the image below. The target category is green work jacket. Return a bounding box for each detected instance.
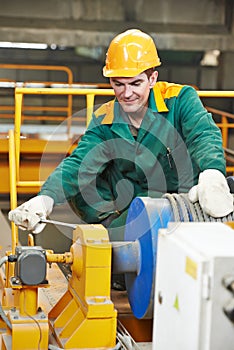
[40,82,226,223]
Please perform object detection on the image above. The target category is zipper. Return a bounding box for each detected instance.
[166,147,173,168]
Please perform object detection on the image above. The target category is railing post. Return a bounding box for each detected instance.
[14,91,23,188]
[86,93,95,126]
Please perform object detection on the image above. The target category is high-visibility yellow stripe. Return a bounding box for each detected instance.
[153,82,184,112]
[95,100,115,124]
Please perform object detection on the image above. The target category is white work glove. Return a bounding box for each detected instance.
[188,169,233,218]
[8,195,54,234]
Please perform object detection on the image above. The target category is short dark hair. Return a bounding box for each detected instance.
[144,67,156,79]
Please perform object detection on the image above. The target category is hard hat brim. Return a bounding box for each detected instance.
[103,63,161,78]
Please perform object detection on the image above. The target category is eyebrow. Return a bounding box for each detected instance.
[112,78,144,84]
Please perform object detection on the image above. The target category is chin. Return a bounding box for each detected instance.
[121,104,140,114]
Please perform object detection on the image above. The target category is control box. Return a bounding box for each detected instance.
[153,222,234,350]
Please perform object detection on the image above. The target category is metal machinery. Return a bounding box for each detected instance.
[1,193,234,349]
[0,224,117,349]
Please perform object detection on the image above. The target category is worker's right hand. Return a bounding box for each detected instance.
[8,195,54,234]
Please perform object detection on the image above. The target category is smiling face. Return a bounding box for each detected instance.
[110,70,158,118]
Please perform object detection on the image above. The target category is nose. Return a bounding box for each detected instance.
[123,84,133,98]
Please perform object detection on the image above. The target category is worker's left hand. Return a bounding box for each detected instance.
[188,169,233,218]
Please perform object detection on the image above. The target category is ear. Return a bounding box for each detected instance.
[149,71,158,88]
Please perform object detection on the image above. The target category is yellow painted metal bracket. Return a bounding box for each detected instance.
[49,224,117,349]
[1,277,50,349]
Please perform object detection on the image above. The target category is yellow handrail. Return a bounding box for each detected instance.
[198,91,234,98]
[206,106,234,149]
[14,87,115,128]
[0,63,74,135]
[8,129,18,254]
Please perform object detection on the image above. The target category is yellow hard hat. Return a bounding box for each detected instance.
[103,29,161,78]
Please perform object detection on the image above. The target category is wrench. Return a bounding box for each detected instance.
[40,218,77,230]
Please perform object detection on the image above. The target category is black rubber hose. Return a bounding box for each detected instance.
[163,193,234,223]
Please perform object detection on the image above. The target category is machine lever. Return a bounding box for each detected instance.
[40,218,77,230]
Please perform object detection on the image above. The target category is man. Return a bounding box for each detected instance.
[8,29,233,240]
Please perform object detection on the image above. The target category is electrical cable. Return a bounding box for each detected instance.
[0,256,12,330]
[48,345,64,350]
[23,289,42,350]
[0,256,8,269]
[163,193,234,223]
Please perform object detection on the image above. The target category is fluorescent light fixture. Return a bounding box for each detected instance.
[0,41,48,49]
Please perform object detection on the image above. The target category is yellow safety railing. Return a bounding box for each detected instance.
[8,88,234,250]
[205,106,234,175]
[0,64,112,130]
[206,106,234,148]
[0,64,74,134]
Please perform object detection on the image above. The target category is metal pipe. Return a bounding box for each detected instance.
[46,251,73,264]
[111,241,140,274]
[40,218,77,229]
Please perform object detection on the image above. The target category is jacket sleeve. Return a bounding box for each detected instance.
[39,118,117,221]
[176,86,226,175]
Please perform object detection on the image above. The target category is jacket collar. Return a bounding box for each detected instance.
[150,84,169,113]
